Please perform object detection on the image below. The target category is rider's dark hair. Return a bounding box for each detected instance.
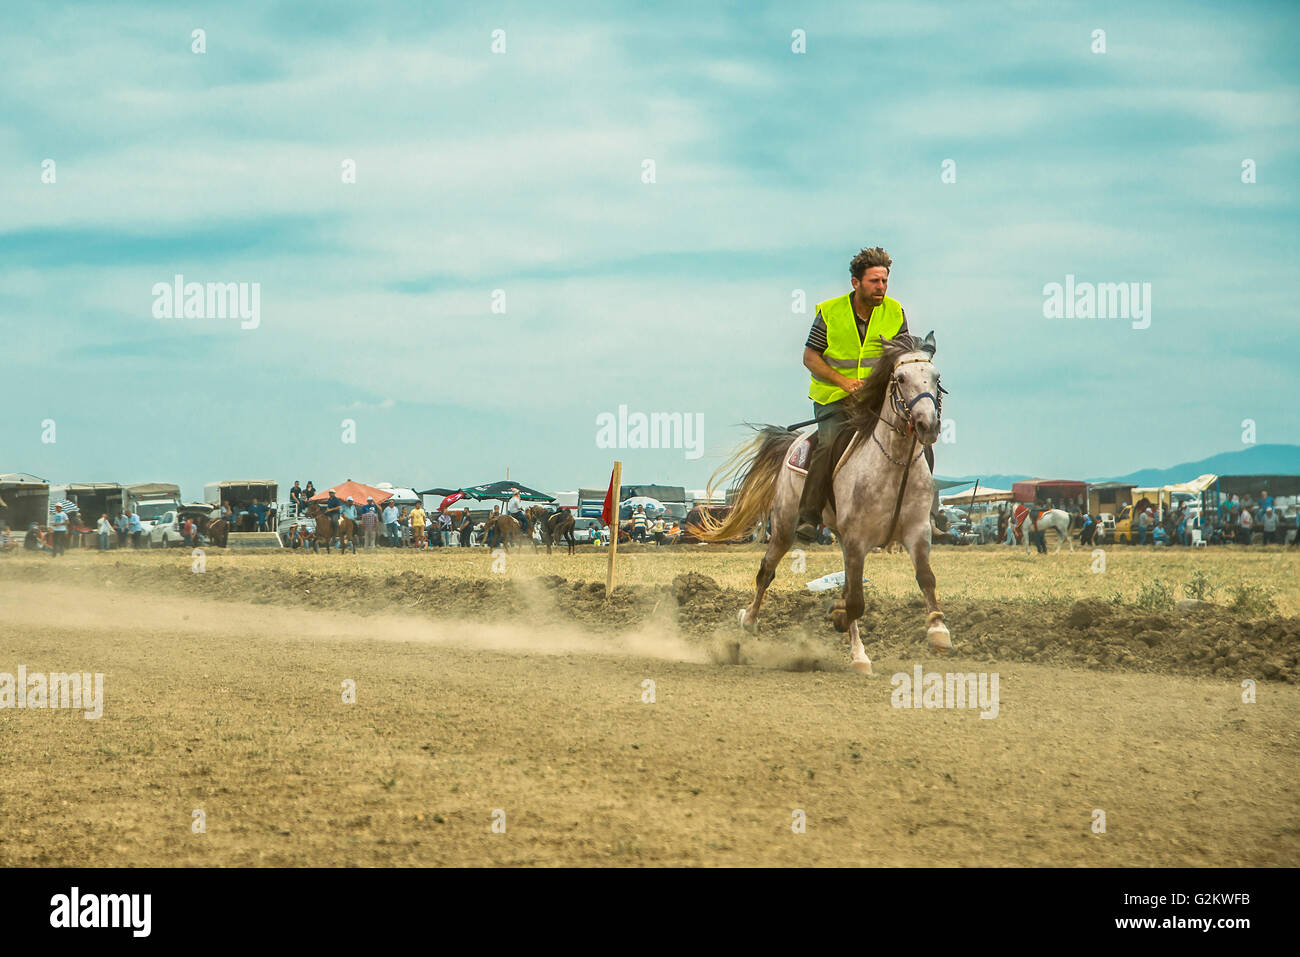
[850,246,892,280]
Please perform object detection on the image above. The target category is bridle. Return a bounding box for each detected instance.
[885,356,944,437]
[872,354,946,547]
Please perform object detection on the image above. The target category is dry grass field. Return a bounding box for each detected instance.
[1,543,1297,866]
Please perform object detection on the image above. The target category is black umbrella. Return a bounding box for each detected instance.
[460,481,554,502]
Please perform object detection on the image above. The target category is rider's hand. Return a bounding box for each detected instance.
[842,378,865,393]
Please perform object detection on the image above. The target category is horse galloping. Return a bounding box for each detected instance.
[689,332,951,675]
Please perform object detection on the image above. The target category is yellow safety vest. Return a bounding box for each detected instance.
[808,293,906,404]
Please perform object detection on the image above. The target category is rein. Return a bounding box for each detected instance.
[870,356,939,548]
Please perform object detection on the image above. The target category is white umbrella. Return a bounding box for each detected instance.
[622,496,665,517]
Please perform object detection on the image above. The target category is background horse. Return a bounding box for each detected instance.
[1012,505,1074,555]
[306,504,356,554]
[529,505,576,555]
[484,513,521,549]
[197,514,228,548]
[689,332,950,674]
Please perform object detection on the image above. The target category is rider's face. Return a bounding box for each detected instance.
[852,267,889,308]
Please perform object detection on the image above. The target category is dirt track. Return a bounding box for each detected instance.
[2,554,1298,866]
[5,556,1297,683]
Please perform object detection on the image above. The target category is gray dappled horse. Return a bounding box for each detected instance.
[690,332,951,674]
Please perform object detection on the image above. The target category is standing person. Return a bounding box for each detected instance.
[1261,507,1278,545]
[128,510,144,548]
[1136,507,1153,546]
[1080,512,1096,547]
[794,246,946,541]
[251,497,267,532]
[341,497,359,549]
[50,504,69,556]
[410,501,427,549]
[382,499,400,547]
[360,502,379,550]
[632,506,648,542]
[439,510,452,546]
[182,515,196,547]
[96,513,112,551]
[113,511,128,549]
[652,515,666,544]
[1239,506,1254,545]
[458,509,471,547]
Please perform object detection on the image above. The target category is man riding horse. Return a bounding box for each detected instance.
[796,246,947,542]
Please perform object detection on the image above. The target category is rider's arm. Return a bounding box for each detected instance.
[803,346,860,393]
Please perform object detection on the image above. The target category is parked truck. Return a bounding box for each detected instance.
[124,483,183,537]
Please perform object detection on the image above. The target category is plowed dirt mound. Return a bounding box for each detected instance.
[6,562,1297,681]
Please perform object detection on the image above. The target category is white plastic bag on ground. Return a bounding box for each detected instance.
[805,570,870,593]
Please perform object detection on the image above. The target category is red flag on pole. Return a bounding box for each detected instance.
[600,468,617,526]
[438,491,466,512]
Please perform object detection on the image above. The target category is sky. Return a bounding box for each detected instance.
[2,0,1297,502]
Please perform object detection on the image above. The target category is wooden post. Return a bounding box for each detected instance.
[605,461,622,599]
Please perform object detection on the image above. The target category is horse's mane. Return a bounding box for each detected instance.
[842,332,922,435]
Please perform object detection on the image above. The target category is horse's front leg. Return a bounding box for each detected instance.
[904,526,951,652]
[832,526,872,673]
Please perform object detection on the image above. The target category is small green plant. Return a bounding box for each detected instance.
[1182,570,1218,602]
[1106,590,1125,606]
[1134,578,1174,610]
[1226,582,1276,618]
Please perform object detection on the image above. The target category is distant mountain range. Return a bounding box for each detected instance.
[938,443,1300,491]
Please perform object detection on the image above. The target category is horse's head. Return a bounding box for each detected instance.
[888,349,942,445]
[847,331,944,446]
[306,503,321,517]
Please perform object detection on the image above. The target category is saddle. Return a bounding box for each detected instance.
[1013,505,1045,530]
[785,428,862,514]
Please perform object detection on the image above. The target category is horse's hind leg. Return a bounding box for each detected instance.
[740,476,801,632]
[904,526,951,652]
[741,533,787,633]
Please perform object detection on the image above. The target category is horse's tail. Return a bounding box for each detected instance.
[688,425,795,542]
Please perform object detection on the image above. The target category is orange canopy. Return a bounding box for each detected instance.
[309,480,394,504]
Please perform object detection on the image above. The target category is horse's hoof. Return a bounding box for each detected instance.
[831,609,849,633]
[928,626,953,652]
[851,659,873,675]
